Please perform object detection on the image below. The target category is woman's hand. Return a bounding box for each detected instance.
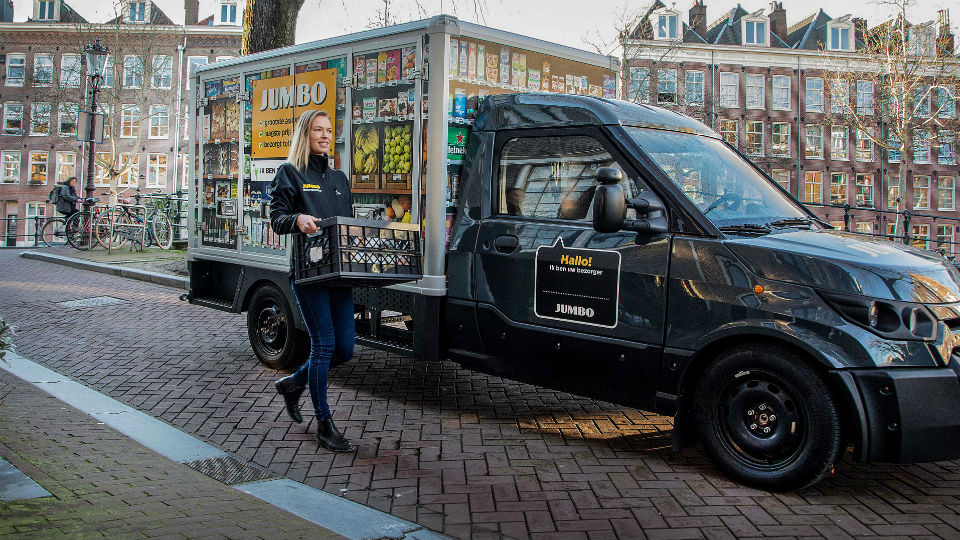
[296,214,320,234]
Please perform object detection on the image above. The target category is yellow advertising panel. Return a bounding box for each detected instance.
[251,69,337,159]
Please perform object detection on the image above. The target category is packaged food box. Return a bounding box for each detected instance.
[477,45,485,83]
[363,97,377,121]
[499,48,510,85]
[353,102,362,121]
[336,86,346,108]
[511,52,520,87]
[378,97,397,117]
[353,55,365,83]
[581,76,589,95]
[466,92,477,119]
[386,49,401,81]
[519,54,527,88]
[365,59,377,85]
[468,43,477,80]
[486,51,499,82]
[402,46,416,79]
[459,41,468,79]
[589,84,601,97]
[603,75,616,98]
[552,75,564,93]
[377,51,388,83]
[542,62,551,91]
[566,74,575,94]
[397,91,408,116]
[454,88,466,118]
[528,69,540,91]
[449,38,459,78]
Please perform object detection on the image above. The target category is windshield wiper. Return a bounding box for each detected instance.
[718,224,771,236]
[768,217,813,229]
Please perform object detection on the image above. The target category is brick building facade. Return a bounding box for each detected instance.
[0,0,242,245]
[623,1,960,253]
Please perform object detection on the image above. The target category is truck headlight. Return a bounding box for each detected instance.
[819,291,937,341]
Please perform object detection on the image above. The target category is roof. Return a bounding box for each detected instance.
[472,93,718,138]
[105,1,175,25]
[25,0,87,23]
[631,3,786,47]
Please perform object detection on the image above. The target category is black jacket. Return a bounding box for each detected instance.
[57,183,79,215]
[269,154,352,235]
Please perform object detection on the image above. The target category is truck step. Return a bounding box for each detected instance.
[191,297,234,311]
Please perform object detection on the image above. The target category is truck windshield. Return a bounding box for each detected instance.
[625,127,813,233]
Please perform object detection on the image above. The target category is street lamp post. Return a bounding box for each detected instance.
[83,39,109,213]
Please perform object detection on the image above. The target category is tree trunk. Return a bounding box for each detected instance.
[242,0,305,55]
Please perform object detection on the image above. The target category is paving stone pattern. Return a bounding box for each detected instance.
[3,250,960,539]
[0,372,348,540]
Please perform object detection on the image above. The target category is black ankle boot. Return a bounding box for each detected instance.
[275,375,305,424]
[316,417,355,452]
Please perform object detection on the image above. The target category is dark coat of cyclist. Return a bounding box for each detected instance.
[57,177,80,217]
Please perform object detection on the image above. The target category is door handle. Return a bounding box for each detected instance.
[494,234,519,253]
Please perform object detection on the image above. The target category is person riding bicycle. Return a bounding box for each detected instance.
[57,177,81,218]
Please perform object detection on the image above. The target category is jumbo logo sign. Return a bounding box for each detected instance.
[251,68,337,159]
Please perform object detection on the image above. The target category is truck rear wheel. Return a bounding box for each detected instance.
[247,285,308,370]
[693,344,841,491]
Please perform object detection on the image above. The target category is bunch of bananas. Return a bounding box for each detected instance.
[383,124,412,174]
[353,125,379,174]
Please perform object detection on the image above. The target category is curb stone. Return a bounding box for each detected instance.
[19,250,188,289]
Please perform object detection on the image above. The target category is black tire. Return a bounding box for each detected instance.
[246,285,308,370]
[65,212,91,251]
[693,344,842,491]
[41,218,68,247]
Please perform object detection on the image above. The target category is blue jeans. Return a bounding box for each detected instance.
[289,278,355,421]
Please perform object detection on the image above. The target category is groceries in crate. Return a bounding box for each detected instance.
[353,125,379,174]
[384,195,411,223]
[383,125,411,174]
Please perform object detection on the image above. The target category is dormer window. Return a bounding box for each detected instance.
[742,14,767,46]
[909,26,937,56]
[37,0,55,20]
[828,20,854,51]
[654,10,680,40]
[218,0,238,25]
[128,1,146,22]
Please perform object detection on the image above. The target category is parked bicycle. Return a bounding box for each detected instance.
[63,198,104,250]
[39,216,68,247]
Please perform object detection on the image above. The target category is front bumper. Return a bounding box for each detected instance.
[842,363,960,463]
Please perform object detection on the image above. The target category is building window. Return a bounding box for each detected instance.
[719,72,738,108]
[805,124,823,158]
[829,220,846,231]
[186,56,208,89]
[3,102,23,135]
[657,69,677,104]
[772,123,790,157]
[120,105,141,138]
[938,176,955,211]
[30,103,51,135]
[5,54,25,87]
[97,103,111,139]
[828,24,852,51]
[914,175,930,210]
[180,153,189,189]
[886,222,898,240]
[94,152,111,187]
[56,152,76,182]
[939,87,956,119]
[913,130,930,164]
[746,74,764,109]
[149,105,169,138]
[803,171,822,203]
[855,173,873,207]
[830,173,848,205]
[655,12,679,40]
[856,81,874,115]
[855,129,873,161]
[771,169,790,192]
[888,134,901,163]
[911,224,929,250]
[743,19,766,45]
[939,131,955,164]
[33,54,53,87]
[28,151,48,184]
[831,126,848,160]
[772,75,790,110]
[805,77,823,113]
[855,222,873,235]
[129,1,146,22]
[937,225,954,255]
[101,56,115,88]
[719,119,737,146]
[914,85,931,117]
[220,1,238,23]
[123,56,144,88]
[1,151,20,183]
[830,81,848,114]
[147,153,167,188]
[684,71,703,106]
[58,103,78,136]
[628,67,649,103]
[59,54,82,88]
[745,121,763,156]
[117,153,139,187]
[887,175,901,209]
[37,0,55,20]
[152,56,172,89]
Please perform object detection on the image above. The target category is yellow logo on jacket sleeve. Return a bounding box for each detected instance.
[302,183,322,190]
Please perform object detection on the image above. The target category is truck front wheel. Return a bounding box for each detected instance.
[247,285,308,370]
[693,344,842,491]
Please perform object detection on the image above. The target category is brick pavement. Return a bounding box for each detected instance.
[0,371,349,540]
[3,249,960,539]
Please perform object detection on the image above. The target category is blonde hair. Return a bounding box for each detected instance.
[287,109,330,171]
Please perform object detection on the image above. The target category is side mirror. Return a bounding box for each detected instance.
[593,168,627,233]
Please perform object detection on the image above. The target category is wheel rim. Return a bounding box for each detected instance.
[715,370,807,470]
[256,304,287,357]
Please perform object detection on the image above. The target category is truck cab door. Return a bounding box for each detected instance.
[470,127,671,410]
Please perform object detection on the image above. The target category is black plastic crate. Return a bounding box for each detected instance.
[292,216,422,287]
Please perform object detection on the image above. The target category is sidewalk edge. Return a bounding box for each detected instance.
[19,250,188,289]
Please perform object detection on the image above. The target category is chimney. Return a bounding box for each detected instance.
[938,10,954,56]
[184,0,198,25]
[689,0,706,39]
[769,2,787,44]
[852,17,867,50]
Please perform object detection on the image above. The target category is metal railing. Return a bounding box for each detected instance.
[0,215,63,248]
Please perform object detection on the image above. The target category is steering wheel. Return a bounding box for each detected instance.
[703,192,742,215]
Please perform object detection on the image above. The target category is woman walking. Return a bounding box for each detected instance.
[270,109,355,452]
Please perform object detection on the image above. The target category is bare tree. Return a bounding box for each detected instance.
[820,0,959,240]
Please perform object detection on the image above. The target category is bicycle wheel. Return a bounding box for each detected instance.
[65,212,92,251]
[95,209,132,250]
[40,218,68,247]
[151,212,174,250]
